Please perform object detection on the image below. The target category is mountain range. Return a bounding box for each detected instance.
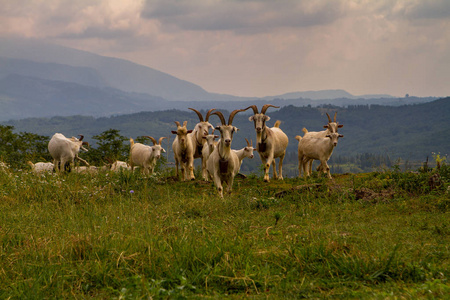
[0,37,440,121]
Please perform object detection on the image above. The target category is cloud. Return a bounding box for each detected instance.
[141,0,346,33]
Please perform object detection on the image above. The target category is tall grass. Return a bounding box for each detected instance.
[0,165,449,298]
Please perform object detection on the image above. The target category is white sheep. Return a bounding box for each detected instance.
[171,121,195,180]
[48,133,89,172]
[206,109,245,197]
[295,132,344,179]
[201,132,219,180]
[245,104,289,182]
[27,161,54,173]
[129,136,167,175]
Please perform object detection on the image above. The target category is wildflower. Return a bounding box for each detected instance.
[130,190,134,194]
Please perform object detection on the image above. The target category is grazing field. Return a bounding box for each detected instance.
[0,165,449,298]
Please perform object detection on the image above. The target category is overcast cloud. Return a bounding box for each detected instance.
[1,0,449,97]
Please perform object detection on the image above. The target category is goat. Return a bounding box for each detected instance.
[301,112,344,175]
[129,136,167,175]
[206,109,245,197]
[232,138,255,171]
[74,166,98,174]
[48,133,89,172]
[110,160,131,172]
[171,121,195,180]
[201,132,219,180]
[295,132,343,179]
[189,108,216,177]
[27,161,54,173]
[245,104,289,182]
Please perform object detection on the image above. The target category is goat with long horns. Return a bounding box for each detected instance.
[188,108,216,180]
[206,108,246,197]
[245,104,289,182]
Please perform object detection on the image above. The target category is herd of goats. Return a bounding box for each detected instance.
[29,104,344,198]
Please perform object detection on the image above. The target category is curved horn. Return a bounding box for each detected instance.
[188,108,204,122]
[78,134,84,141]
[144,136,157,145]
[228,108,247,125]
[334,112,337,122]
[244,105,259,114]
[211,111,226,125]
[261,104,280,114]
[174,121,181,127]
[82,141,89,147]
[158,137,167,145]
[245,138,250,146]
[205,108,216,122]
[183,121,188,127]
[326,113,332,123]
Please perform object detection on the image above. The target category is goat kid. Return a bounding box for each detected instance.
[232,138,255,171]
[172,121,195,180]
[201,132,219,180]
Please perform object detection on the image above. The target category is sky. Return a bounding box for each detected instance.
[1,0,450,98]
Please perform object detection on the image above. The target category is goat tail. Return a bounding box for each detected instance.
[130,138,134,147]
[295,135,302,141]
[274,120,281,128]
[302,127,308,134]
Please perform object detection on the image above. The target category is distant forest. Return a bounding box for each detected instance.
[2,98,449,176]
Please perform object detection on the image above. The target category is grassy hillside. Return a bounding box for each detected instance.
[0,162,449,298]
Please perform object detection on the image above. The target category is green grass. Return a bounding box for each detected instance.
[0,166,449,299]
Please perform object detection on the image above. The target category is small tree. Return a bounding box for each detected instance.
[86,129,129,166]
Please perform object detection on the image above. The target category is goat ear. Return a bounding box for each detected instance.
[338,124,344,128]
[162,148,166,153]
[234,127,239,131]
[214,135,219,138]
[171,131,177,134]
[215,126,221,130]
[187,130,193,134]
[323,125,329,128]
[326,134,331,138]
[248,116,254,122]
[339,134,344,138]
[208,123,214,129]
[202,136,207,139]
[264,115,271,121]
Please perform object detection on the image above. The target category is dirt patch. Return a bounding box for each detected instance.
[354,187,395,203]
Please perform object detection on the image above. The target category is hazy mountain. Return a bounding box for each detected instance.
[0,37,439,121]
[263,89,393,100]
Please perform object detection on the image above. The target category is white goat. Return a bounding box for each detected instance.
[48,133,89,172]
[27,161,54,173]
[301,112,344,174]
[74,166,98,174]
[110,160,131,172]
[201,132,219,180]
[171,121,195,181]
[129,136,167,175]
[295,132,344,179]
[206,109,245,198]
[189,108,216,177]
[232,138,255,171]
[245,104,289,182]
